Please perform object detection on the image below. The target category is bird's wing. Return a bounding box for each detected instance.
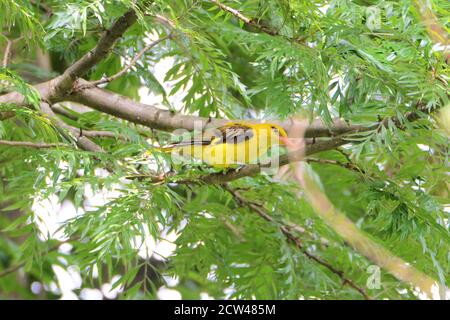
[165,123,254,148]
[168,139,212,148]
[212,123,254,145]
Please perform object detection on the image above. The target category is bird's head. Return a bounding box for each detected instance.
[269,124,289,145]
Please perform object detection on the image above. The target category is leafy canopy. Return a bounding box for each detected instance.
[0,0,448,300]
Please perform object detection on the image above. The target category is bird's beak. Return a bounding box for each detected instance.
[279,136,296,148]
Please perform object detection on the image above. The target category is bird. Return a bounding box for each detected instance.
[152,122,289,168]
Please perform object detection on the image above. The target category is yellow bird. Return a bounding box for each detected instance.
[154,122,289,168]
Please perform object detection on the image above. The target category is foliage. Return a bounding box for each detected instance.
[0,0,448,300]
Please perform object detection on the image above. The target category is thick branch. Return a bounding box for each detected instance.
[0,8,138,106]
[61,9,138,87]
[67,82,365,137]
[0,79,58,106]
[0,81,434,141]
[81,35,170,89]
[68,79,228,131]
[195,137,347,184]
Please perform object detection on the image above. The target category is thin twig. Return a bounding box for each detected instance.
[153,14,177,30]
[2,38,12,67]
[219,216,246,242]
[0,237,80,278]
[0,262,24,278]
[0,139,69,149]
[305,157,367,176]
[210,0,277,36]
[210,0,305,44]
[30,0,52,16]
[81,130,129,141]
[50,104,79,121]
[49,105,136,141]
[1,35,23,67]
[40,102,105,153]
[223,184,371,300]
[0,111,15,120]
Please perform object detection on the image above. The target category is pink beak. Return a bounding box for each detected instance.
[279,136,297,148]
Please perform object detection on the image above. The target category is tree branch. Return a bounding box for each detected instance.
[299,163,445,298]
[305,157,367,176]
[79,35,170,89]
[1,35,23,67]
[0,8,139,106]
[67,82,367,137]
[40,102,105,153]
[210,0,279,37]
[1,79,423,140]
[193,137,347,184]
[224,185,370,299]
[210,0,308,44]
[0,140,68,149]
[0,111,16,120]
[68,79,227,131]
[50,104,79,121]
[0,261,24,278]
[49,105,135,141]
[66,82,436,140]
[60,9,138,88]
[0,237,79,279]
[2,38,13,67]
[81,130,129,141]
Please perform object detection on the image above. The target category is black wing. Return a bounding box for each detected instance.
[212,124,254,145]
[168,123,254,148]
[169,139,212,148]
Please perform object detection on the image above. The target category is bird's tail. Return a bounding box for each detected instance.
[144,145,176,157]
[145,140,210,157]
